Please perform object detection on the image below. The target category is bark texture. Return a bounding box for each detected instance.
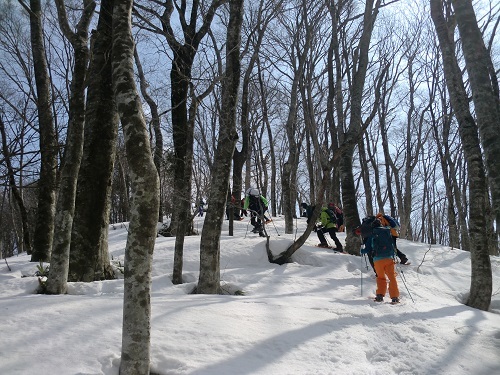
[431,0,491,311]
[197,0,244,294]
[46,0,95,295]
[70,0,117,282]
[29,0,58,262]
[112,1,160,373]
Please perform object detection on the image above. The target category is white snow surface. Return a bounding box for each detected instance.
[1,216,499,375]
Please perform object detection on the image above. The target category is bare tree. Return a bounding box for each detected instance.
[431,0,492,311]
[134,47,164,222]
[112,1,160,372]
[70,0,117,282]
[451,0,500,245]
[19,0,58,262]
[197,0,244,294]
[0,115,31,254]
[46,0,95,294]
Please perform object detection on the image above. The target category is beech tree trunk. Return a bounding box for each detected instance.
[27,0,58,263]
[112,1,160,373]
[70,0,117,282]
[197,0,244,294]
[46,0,95,295]
[451,0,500,248]
[431,0,492,311]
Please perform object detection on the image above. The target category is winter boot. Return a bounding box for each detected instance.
[391,297,400,304]
[374,294,384,302]
[317,243,330,248]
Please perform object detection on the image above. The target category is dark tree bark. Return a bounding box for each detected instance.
[338,0,382,253]
[159,0,227,285]
[0,116,31,254]
[197,0,244,294]
[25,0,58,262]
[46,0,95,295]
[69,0,117,282]
[431,0,492,311]
[451,0,500,245]
[112,1,160,373]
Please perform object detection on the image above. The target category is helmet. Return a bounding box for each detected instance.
[328,202,335,209]
[247,188,260,197]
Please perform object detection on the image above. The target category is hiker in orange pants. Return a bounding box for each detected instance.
[373,258,399,301]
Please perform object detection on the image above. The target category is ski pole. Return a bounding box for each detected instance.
[267,211,280,236]
[360,251,363,296]
[397,264,415,303]
[244,218,251,239]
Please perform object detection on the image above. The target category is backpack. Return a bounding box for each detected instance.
[371,227,396,258]
[359,216,378,239]
[325,208,337,225]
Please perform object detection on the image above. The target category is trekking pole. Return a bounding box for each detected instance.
[244,218,251,239]
[267,211,280,236]
[360,252,363,296]
[397,264,415,303]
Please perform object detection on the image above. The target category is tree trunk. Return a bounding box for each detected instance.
[0,116,31,254]
[451,0,500,245]
[70,0,117,282]
[162,0,226,285]
[197,0,243,294]
[340,0,381,254]
[431,0,492,311]
[28,0,58,263]
[46,0,95,294]
[112,1,160,373]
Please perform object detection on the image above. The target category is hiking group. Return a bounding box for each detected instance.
[206,190,408,304]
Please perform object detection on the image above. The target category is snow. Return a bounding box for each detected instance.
[1,216,499,375]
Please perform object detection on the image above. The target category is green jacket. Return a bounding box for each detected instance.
[319,207,337,229]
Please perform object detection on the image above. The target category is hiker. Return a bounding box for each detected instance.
[360,218,400,303]
[316,203,344,251]
[376,212,409,265]
[243,188,269,237]
[198,199,205,217]
[226,195,243,221]
[301,203,315,224]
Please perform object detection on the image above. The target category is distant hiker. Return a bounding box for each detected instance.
[198,199,205,217]
[302,203,315,224]
[360,219,400,303]
[316,203,343,251]
[243,188,269,237]
[376,212,409,265]
[226,195,243,221]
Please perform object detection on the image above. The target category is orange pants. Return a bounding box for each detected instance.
[374,258,399,298]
